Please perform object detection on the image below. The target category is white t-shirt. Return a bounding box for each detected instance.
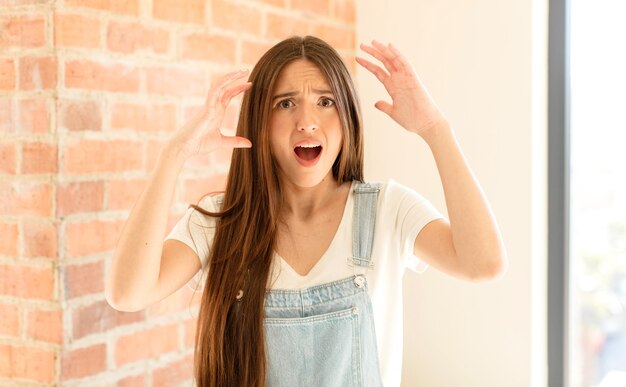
[164,179,445,387]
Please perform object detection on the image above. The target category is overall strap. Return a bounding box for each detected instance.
[349,182,382,274]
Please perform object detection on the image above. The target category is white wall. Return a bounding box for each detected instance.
[355,1,548,386]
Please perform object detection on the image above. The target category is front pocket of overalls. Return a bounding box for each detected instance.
[264,307,362,387]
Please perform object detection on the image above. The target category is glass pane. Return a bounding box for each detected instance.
[569,1,626,386]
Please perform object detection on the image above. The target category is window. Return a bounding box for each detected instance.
[550,1,626,386]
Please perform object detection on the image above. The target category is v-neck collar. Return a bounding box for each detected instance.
[274,180,355,278]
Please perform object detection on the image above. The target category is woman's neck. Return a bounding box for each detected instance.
[279,174,348,221]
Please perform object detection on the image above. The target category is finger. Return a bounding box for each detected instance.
[386,43,410,74]
[371,40,395,59]
[214,69,249,86]
[206,70,250,107]
[374,100,393,116]
[371,40,398,71]
[359,43,397,73]
[221,135,252,149]
[355,56,389,84]
[220,82,252,106]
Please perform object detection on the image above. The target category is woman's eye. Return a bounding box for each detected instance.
[320,98,335,107]
[278,100,293,109]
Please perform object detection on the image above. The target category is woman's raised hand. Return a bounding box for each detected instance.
[356,40,448,138]
[167,69,253,159]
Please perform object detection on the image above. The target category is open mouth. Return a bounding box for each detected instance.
[294,145,322,161]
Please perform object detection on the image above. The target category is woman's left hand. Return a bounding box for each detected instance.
[356,40,448,138]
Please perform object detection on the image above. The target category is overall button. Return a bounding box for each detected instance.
[354,275,365,288]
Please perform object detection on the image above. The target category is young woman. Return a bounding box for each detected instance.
[106,36,506,387]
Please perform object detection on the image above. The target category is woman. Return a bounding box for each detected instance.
[106,36,506,387]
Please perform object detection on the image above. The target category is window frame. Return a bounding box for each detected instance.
[548,0,570,385]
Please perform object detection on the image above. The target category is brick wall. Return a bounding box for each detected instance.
[0,0,355,385]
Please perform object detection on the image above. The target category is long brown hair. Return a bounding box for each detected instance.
[190,35,364,387]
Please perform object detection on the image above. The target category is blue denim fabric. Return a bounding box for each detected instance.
[263,183,384,387]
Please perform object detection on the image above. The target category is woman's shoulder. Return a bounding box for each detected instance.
[354,179,432,205]
[352,179,402,195]
[195,192,225,212]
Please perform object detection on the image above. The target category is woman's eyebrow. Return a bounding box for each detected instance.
[271,89,333,101]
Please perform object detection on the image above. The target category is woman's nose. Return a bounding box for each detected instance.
[296,105,318,132]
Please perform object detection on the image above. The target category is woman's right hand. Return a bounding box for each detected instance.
[166,69,253,160]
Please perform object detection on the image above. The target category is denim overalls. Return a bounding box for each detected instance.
[263,182,384,387]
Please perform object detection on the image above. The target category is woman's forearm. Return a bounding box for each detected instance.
[105,143,187,310]
[421,121,507,278]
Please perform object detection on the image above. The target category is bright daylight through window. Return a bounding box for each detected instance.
[569,1,626,386]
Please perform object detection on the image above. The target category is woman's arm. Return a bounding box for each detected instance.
[356,40,506,281]
[414,120,507,281]
[105,145,189,311]
[106,69,253,311]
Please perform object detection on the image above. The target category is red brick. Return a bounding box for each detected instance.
[139,103,176,132]
[0,344,55,383]
[59,99,102,132]
[242,40,273,66]
[21,141,58,174]
[181,32,236,63]
[333,0,355,23]
[22,220,57,259]
[0,59,15,90]
[110,102,176,132]
[65,219,125,257]
[212,0,262,35]
[255,0,285,6]
[0,223,18,256]
[144,66,207,97]
[54,13,101,48]
[61,343,106,380]
[63,138,143,174]
[107,177,147,210]
[0,303,19,337]
[0,181,52,216]
[0,142,16,174]
[107,21,169,54]
[26,308,62,344]
[0,16,45,48]
[182,174,228,204]
[64,0,139,15]
[65,60,139,93]
[153,0,205,23]
[291,0,330,16]
[19,56,57,91]
[4,0,54,5]
[118,374,146,387]
[72,299,144,339]
[64,260,103,298]
[266,13,312,39]
[311,23,355,50]
[0,98,14,132]
[19,98,49,133]
[152,354,194,386]
[114,324,179,366]
[56,180,105,216]
[0,263,55,300]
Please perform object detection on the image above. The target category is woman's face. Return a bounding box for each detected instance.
[269,59,343,188]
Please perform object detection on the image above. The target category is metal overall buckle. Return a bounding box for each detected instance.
[347,257,374,288]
